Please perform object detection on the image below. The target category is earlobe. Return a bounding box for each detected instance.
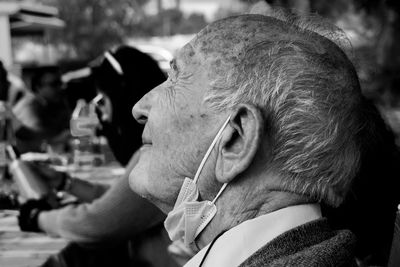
[215,105,263,184]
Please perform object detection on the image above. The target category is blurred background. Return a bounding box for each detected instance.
[0,0,399,169]
[1,1,400,266]
[0,0,400,172]
[0,0,400,143]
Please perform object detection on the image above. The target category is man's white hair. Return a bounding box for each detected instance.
[199,11,365,207]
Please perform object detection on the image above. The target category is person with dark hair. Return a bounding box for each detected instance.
[17,46,177,267]
[91,45,167,165]
[12,67,71,152]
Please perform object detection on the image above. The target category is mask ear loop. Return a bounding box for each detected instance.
[211,183,227,204]
[193,116,231,184]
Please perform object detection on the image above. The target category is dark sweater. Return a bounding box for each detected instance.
[239,219,357,267]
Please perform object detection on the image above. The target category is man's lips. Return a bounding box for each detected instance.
[140,143,152,151]
[142,137,152,146]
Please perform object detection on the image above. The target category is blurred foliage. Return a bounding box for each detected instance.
[33,0,400,106]
[241,0,400,144]
[126,9,207,37]
[38,0,148,59]
[38,0,206,60]
[236,0,400,107]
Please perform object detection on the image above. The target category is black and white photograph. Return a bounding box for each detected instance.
[1,0,400,266]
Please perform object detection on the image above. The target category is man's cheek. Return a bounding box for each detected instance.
[158,177,185,212]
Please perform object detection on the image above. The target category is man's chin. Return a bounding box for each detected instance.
[128,167,170,213]
[128,167,149,198]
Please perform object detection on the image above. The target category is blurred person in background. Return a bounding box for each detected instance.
[17,46,178,267]
[91,45,166,166]
[12,67,71,153]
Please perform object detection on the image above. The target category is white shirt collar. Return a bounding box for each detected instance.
[184,203,322,267]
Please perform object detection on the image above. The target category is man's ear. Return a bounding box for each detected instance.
[215,104,263,183]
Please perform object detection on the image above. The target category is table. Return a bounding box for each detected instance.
[0,211,66,267]
[0,164,125,267]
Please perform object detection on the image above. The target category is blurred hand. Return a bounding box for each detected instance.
[18,198,52,232]
[27,162,66,190]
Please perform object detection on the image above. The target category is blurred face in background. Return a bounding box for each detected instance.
[37,73,63,102]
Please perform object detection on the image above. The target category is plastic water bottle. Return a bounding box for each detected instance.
[0,101,15,180]
[70,99,103,170]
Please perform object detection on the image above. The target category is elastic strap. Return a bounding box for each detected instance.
[212,183,227,204]
[193,116,231,184]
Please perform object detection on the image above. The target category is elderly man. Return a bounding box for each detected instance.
[130,12,366,266]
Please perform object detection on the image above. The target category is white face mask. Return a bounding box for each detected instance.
[164,116,231,251]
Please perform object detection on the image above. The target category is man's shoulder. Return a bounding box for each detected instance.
[239,218,357,267]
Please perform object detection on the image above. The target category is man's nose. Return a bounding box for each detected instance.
[132,92,152,124]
